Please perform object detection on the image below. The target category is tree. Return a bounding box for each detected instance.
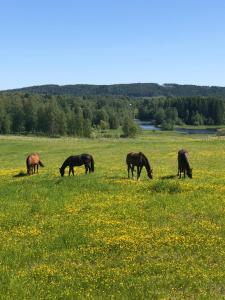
[83,119,92,137]
[67,111,76,136]
[57,111,67,135]
[191,111,204,125]
[122,117,139,137]
[74,111,84,136]
[2,115,11,134]
[23,99,37,132]
[11,100,25,132]
[165,107,178,124]
[109,113,119,129]
[94,109,109,126]
[155,108,165,125]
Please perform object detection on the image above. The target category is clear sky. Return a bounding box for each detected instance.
[1,0,225,89]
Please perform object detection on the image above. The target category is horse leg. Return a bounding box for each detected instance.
[85,164,88,174]
[137,166,140,180]
[69,167,72,176]
[131,166,135,178]
[72,168,74,176]
[36,164,39,174]
[178,169,181,178]
[139,165,143,179]
[127,164,130,178]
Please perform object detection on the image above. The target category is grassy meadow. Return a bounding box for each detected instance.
[0,132,225,299]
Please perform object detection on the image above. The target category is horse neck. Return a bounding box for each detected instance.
[61,159,69,170]
[183,154,191,170]
[141,154,151,172]
[26,156,31,168]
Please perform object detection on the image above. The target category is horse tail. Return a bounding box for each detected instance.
[39,160,44,167]
[90,156,94,172]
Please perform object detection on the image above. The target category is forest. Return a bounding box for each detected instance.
[137,96,225,129]
[0,92,225,136]
[3,83,225,97]
[0,93,137,137]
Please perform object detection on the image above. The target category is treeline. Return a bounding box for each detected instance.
[3,83,225,97]
[0,93,136,136]
[138,96,225,128]
[1,93,225,137]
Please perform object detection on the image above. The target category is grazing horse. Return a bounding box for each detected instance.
[59,154,94,177]
[26,153,44,175]
[177,149,192,178]
[126,152,153,180]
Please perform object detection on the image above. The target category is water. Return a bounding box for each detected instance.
[175,127,217,135]
[139,122,161,131]
[138,122,217,135]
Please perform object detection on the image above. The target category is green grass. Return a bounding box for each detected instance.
[0,132,225,299]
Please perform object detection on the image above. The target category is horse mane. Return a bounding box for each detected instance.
[39,160,44,167]
[26,156,30,170]
[183,153,191,170]
[90,155,94,172]
[60,156,72,170]
[139,152,151,171]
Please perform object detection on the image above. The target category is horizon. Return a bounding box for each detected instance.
[1,0,225,89]
[2,81,225,92]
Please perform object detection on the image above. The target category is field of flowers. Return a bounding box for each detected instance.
[0,132,225,299]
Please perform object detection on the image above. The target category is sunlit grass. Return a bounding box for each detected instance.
[0,132,225,299]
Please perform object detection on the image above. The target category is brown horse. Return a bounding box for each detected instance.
[177,149,192,178]
[59,154,94,177]
[126,152,153,180]
[26,153,44,175]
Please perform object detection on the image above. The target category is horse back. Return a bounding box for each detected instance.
[67,154,92,166]
[126,152,142,166]
[81,153,93,162]
[27,153,40,165]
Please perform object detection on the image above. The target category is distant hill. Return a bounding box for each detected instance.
[2,83,225,97]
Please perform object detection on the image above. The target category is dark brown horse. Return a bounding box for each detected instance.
[177,149,192,178]
[59,154,94,177]
[26,153,44,175]
[126,152,153,180]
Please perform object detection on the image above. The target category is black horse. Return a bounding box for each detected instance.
[177,149,192,178]
[59,154,94,177]
[126,152,153,180]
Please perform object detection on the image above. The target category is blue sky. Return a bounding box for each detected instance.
[1,0,225,89]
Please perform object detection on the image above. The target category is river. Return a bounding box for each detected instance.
[138,122,217,135]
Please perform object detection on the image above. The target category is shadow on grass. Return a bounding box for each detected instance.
[13,171,27,178]
[160,175,177,180]
[108,176,127,180]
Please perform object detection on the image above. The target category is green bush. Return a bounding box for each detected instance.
[151,180,182,193]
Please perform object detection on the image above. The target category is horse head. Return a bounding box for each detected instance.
[147,168,153,179]
[187,168,192,178]
[59,167,65,177]
[27,167,31,175]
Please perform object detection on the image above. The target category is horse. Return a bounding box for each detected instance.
[177,149,192,178]
[126,152,153,180]
[59,154,94,177]
[26,153,44,175]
